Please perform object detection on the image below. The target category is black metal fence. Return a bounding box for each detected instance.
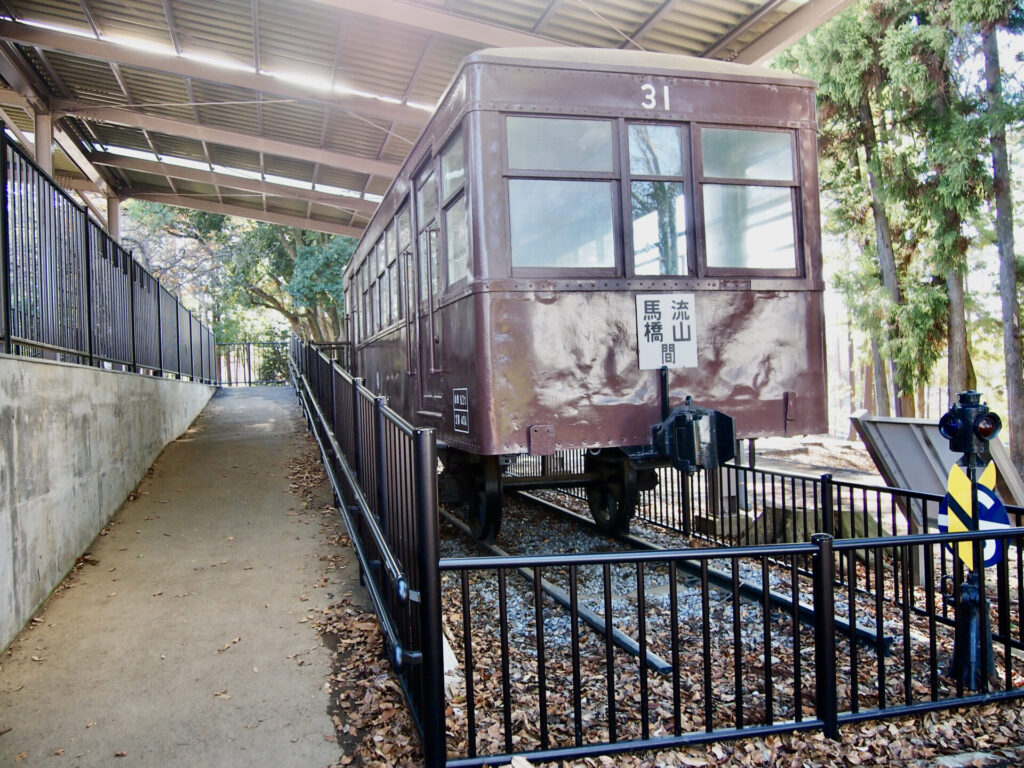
[0,131,215,381]
[216,341,289,386]
[290,338,446,764]
[291,340,1024,767]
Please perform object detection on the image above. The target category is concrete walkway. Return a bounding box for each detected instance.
[0,387,361,767]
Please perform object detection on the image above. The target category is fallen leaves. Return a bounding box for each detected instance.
[213,690,231,700]
[215,637,241,654]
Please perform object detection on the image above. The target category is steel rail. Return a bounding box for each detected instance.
[438,506,673,674]
[516,490,889,653]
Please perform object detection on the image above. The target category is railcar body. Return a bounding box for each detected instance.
[343,47,827,539]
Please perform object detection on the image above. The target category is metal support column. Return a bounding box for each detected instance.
[1,132,10,355]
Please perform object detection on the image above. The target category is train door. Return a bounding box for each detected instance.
[415,164,444,416]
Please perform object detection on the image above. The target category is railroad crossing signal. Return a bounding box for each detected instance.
[938,462,1010,569]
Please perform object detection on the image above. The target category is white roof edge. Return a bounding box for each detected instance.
[463,46,815,88]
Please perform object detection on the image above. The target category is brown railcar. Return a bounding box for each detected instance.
[343,47,827,540]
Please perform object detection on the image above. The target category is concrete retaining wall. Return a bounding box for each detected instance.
[0,355,216,650]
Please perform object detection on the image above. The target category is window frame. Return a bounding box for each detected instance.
[694,124,803,278]
[440,130,472,290]
[623,120,694,279]
[502,113,621,278]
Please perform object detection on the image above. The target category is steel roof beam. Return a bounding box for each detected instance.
[0,20,430,128]
[127,192,364,237]
[732,0,857,64]
[308,0,566,47]
[53,100,401,179]
[91,151,378,214]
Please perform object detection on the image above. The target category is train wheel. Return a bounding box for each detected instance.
[584,452,638,534]
[466,455,503,542]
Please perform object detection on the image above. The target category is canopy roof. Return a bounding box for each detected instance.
[0,0,853,235]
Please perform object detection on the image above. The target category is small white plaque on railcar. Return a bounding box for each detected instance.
[635,294,697,370]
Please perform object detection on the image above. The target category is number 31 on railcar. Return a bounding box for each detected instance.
[342,48,828,541]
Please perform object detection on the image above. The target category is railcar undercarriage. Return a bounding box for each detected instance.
[440,395,737,541]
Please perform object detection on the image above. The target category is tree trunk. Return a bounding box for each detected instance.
[860,100,901,305]
[983,23,1024,475]
[946,266,970,397]
[863,355,875,415]
[871,337,890,417]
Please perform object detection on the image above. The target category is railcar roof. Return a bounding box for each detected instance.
[463,47,816,88]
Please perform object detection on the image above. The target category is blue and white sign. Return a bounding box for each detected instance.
[938,462,1011,568]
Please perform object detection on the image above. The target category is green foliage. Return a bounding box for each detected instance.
[121,202,356,342]
[782,0,1018,400]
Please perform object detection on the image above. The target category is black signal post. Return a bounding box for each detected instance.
[938,390,1002,691]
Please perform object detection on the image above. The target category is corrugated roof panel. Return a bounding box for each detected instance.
[87,0,173,48]
[266,196,310,217]
[405,38,479,106]
[147,133,208,162]
[546,0,664,46]
[313,166,370,193]
[168,0,255,68]
[206,145,262,173]
[8,0,90,31]
[365,177,390,197]
[322,112,390,159]
[262,155,316,181]
[38,50,124,103]
[120,168,176,191]
[260,100,326,148]
[257,1,341,81]
[89,123,154,152]
[189,81,260,134]
[446,0,551,33]
[378,125,421,166]
[336,20,433,101]
[117,66,194,123]
[309,201,362,224]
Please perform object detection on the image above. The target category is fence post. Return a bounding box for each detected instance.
[812,532,839,739]
[127,254,137,373]
[351,376,364,486]
[246,342,253,386]
[1,132,10,356]
[413,427,445,768]
[820,474,834,537]
[374,396,389,530]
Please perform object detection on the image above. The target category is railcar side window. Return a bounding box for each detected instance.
[505,116,616,271]
[441,135,464,201]
[441,132,471,287]
[628,124,687,276]
[416,169,438,303]
[445,194,470,285]
[701,127,797,271]
[397,206,411,253]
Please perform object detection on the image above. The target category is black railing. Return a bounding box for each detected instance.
[0,131,214,381]
[290,337,446,765]
[216,341,289,386]
[291,339,1024,767]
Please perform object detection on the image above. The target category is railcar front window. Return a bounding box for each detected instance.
[628,124,687,276]
[629,124,683,176]
[507,117,612,172]
[701,127,798,272]
[703,128,794,181]
[509,179,614,269]
[703,185,796,270]
[631,181,686,275]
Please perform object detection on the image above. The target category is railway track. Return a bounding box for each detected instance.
[439,489,886,674]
